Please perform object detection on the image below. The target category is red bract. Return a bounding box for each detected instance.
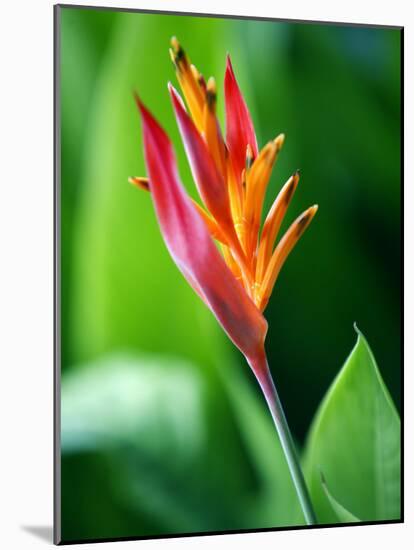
[224,54,258,182]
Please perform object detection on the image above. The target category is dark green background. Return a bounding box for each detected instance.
[59,5,401,542]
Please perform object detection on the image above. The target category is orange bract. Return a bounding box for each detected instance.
[132,37,317,312]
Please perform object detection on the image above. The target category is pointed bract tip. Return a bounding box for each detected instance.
[294,168,301,177]
[207,76,216,91]
[304,204,318,220]
[206,77,217,111]
[170,36,179,50]
[168,82,180,100]
[294,206,318,236]
[197,72,207,91]
[190,64,201,81]
[353,322,361,335]
[226,53,234,74]
[128,176,150,192]
[168,83,187,112]
[168,81,180,98]
[274,133,285,150]
[170,37,185,68]
[132,94,165,140]
[133,91,146,115]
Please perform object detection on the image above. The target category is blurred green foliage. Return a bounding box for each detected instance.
[59,5,401,542]
[61,355,302,539]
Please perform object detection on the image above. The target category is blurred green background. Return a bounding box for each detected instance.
[59,5,401,542]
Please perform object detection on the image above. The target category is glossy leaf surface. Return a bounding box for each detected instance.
[303,327,401,523]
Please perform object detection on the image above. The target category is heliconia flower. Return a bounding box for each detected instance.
[130,38,318,524]
[129,38,317,374]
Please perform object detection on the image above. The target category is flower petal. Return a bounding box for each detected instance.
[203,77,227,179]
[244,134,284,260]
[136,96,268,360]
[257,205,318,311]
[255,170,300,284]
[224,55,258,181]
[169,37,205,133]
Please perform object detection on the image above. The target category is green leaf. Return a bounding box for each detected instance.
[303,325,400,523]
[320,472,360,523]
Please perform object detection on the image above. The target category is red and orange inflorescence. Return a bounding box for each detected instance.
[130,38,317,366]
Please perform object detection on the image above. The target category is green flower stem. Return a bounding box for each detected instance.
[251,353,317,525]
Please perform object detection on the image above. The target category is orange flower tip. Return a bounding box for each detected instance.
[273,133,285,151]
[169,36,186,70]
[128,176,150,192]
[263,140,278,165]
[295,205,318,236]
[198,73,207,92]
[291,170,301,186]
[207,76,216,91]
[191,64,207,92]
[246,144,254,169]
[283,173,300,205]
[190,64,199,79]
[170,36,180,50]
[206,77,217,110]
